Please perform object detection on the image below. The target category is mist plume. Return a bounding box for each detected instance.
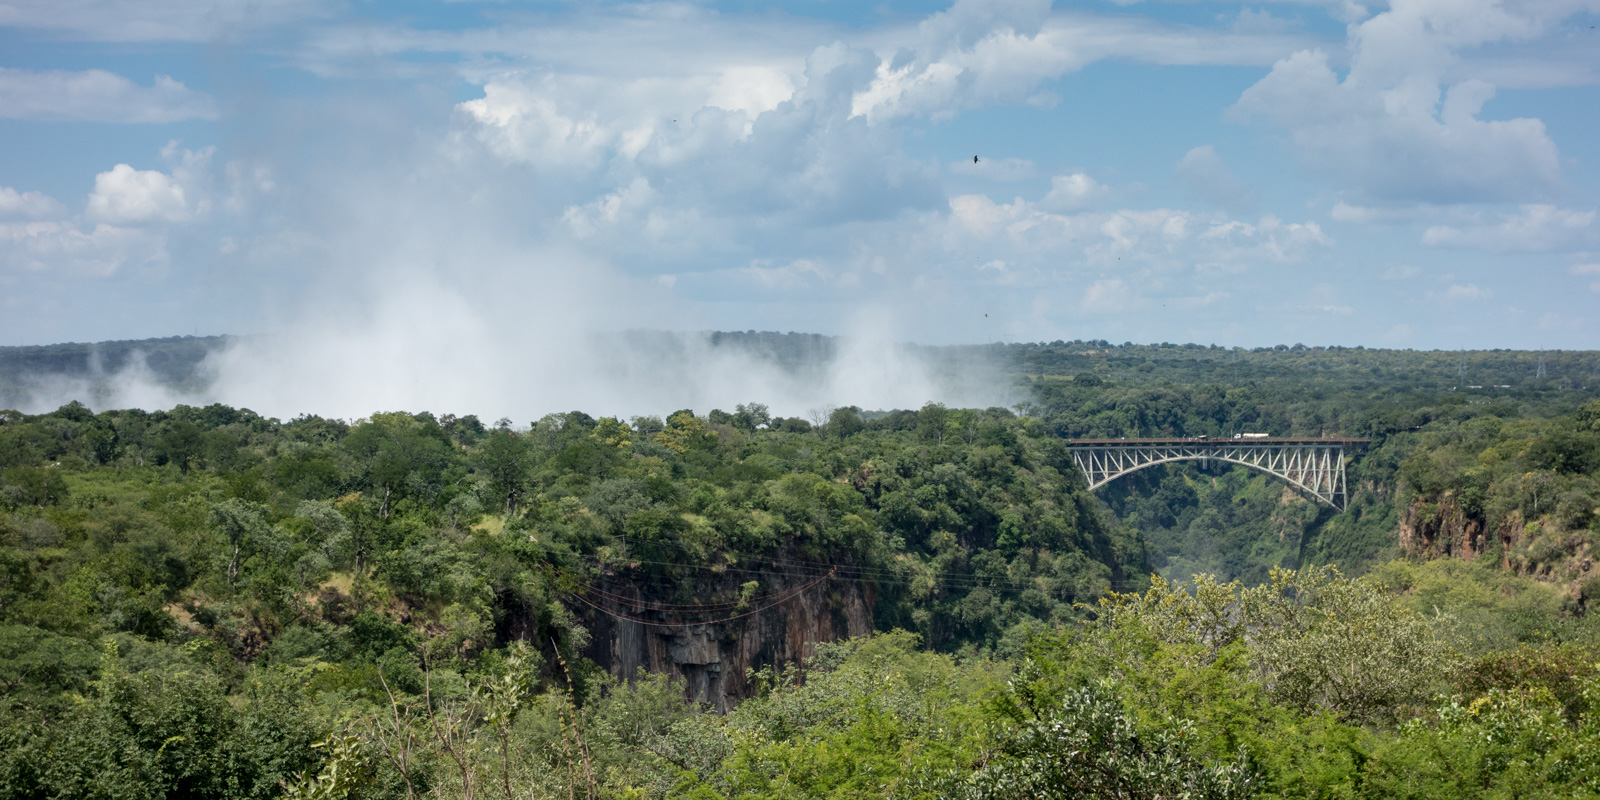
[3,75,1017,420]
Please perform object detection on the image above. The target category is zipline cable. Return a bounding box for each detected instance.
[554,568,811,611]
[603,531,1133,588]
[608,532,967,579]
[567,556,1138,604]
[562,568,835,628]
[589,552,1139,592]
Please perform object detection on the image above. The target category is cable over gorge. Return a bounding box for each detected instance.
[561,567,836,628]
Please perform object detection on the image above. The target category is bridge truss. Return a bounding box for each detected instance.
[1066,438,1368,511]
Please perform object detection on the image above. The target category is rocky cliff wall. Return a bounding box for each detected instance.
[1398,493,1489,560]
[1399,495,1596,609]
[575,567,875,712]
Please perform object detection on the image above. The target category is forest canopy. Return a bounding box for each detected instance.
[1,338,1599,798]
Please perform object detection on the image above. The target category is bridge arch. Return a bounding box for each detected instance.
[1065,438,1367,511]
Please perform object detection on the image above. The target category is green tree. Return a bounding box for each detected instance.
[828,406,864,439]
[0,466,68,508]
[1095,566,1455,725]
[1240,566,1456,724]
[954,683,1257,800]
[156,419,205,473]
[212,498,274,593]
[918,402,949,444]
[344,413,453,519]
[476,429,533,516]
[732,403,771,432]
[0,625,98,712]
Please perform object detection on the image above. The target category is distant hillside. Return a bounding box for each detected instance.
[0,333,845,392]
[0,336,229,380]
[0,336,231,410]
[0,331,973,414]
[4,332,1598,415]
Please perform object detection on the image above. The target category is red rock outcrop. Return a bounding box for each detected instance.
[1398,493,1487,559]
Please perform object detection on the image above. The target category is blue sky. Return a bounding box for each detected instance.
[3,0,1600,351]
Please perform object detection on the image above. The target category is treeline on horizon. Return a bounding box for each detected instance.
[1,345,1600,797]
[3,332,1596,411]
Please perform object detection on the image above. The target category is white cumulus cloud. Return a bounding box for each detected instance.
[1441,283,1492,301]
[0,220,167,276]
[1571,262,1600,292]
[86,145,213,227]
[462,41,941,232]
[1235,53,1560,204]
[943,191,1330,277]
[1421,204,1595,252]
[87,164,191,224]
[0,0,322,42]
[1041,173,1110,212]
[0,187,67,220]
[1229,0,1598,205]
[849,0,1313,124]
[850,0,1069,123]
[0,68,216,122]
[1174,145,1255,212]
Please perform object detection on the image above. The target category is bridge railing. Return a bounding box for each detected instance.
[1065,437,1371,445]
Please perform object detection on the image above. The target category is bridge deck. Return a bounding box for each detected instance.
[1066,437,1370,445]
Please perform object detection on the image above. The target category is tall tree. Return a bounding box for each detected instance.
[477,428,533,516]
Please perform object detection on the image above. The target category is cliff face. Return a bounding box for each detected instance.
[1398,493,1489,560]
[1399,495,1597,609]
[576,569,875,712]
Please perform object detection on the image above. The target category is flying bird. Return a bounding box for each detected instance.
[973,155,980,163]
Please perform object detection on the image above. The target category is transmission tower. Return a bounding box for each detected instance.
[1536,350,1547,380]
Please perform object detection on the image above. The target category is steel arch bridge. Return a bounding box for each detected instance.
[1065,437,1370,511]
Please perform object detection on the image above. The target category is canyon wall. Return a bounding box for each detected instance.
[1399,493,1596,608]
[575,568,875,712]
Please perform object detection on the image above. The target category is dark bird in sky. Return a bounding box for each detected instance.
[973,155,979,163]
